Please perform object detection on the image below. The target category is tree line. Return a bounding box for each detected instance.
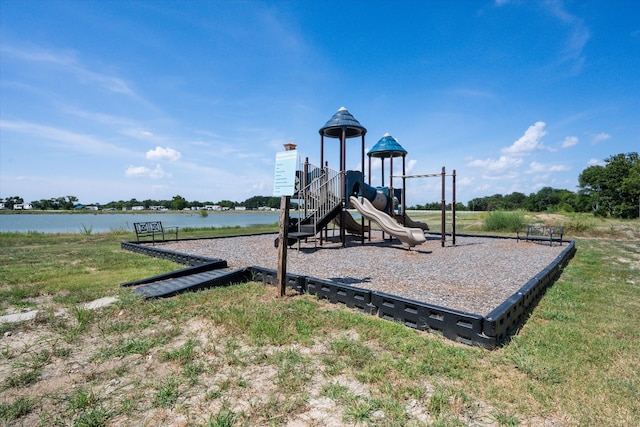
[451,152,638,218]
[0,194,286,211]
[2,152,638,219]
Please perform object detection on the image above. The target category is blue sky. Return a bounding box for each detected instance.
[1,0,639,206]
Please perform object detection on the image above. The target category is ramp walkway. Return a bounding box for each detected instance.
[121,258,250,299]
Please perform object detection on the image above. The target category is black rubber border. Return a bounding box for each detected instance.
[121,237,576,349]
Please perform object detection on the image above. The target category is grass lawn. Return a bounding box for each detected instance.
[0,215,638,426]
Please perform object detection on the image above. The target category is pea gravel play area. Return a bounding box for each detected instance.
[157,231,569,317]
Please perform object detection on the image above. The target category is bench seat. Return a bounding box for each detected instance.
[517,224,564,247]
[134,221,179,245]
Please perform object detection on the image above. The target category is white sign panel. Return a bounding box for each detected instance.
[273,150,298,197]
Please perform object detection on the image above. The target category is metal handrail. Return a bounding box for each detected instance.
[297,164,343,234]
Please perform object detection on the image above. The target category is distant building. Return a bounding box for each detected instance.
[13,203,33,210]
[234,206,247,211]
[132,206,144,211]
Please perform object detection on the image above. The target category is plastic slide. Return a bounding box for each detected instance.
[349,196,426,248]
[394,212,430,231]
[333,211,370,235]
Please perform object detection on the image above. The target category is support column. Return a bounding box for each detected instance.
[452,169,457,246]
[276,195,290,297]
[441,166,446,248]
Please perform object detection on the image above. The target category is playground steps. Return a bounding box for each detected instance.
[121,260,249,299]
[298,202,342,234]
[274,203,342,248]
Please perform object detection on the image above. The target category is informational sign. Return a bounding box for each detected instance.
[273,150,298,197]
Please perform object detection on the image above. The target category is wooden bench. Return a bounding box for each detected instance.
[517,225,564,246]
[134,221,179,245]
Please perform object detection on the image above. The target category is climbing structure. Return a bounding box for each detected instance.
[293,107,367,246]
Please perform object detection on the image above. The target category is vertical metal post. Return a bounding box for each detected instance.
[381,157,386,240]
[319,135,325,247]
[367,155,372,241]
[441,166,446,247]
[402,156,406,225]
[340,127,346,246]
[389,155,394,215]
[320,135,324,175]
[452,169,456,246]
[361,134,365,244]
[303,157,309,223]
[276,195,290,297]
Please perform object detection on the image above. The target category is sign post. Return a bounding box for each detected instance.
[273,148,298,297]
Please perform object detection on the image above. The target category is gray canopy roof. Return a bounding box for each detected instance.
[319,107,367,138]
[368,133,407,158]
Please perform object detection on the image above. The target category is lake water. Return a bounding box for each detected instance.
[0,212,281,234]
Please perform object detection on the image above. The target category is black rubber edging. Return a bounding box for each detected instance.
[123,235,577,350]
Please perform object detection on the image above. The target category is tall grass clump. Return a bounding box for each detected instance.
[79,224,93,235]
[483,210,526,232]
[563,216,596,234]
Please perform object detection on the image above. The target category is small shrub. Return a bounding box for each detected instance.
[153,377,180,408]
[206,408,239,427]
[0,397,33,422]
[160,338,199,364]
[483,210,526,232]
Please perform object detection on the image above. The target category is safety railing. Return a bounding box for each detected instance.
[297,163,343,234]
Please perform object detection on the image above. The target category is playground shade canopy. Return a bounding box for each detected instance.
[319,107,367,138]
[368,133,407,158]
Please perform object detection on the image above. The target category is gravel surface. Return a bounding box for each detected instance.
[158,231,567,316]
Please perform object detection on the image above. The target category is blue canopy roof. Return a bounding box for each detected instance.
[368,133,407,158]
[319,107,367,138]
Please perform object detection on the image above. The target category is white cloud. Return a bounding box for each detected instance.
[2,44,138,97]
[587,158,604,166]
[0,119,132,157]
[406,159,418,174]
[146,146,182,161]
[480,172,519,181]
[125,164,170,179]
[467,155,523,171]
[528,161,570,173]
[561,136,578,148]
[501,121,547,155]
[545,1,590,66]
[591,132,611,145]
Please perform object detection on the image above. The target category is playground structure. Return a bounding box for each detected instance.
[119,106,575,349]
[289,107,456,248]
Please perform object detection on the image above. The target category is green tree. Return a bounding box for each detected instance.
[66,195,78,208]
[3,196,24,209]
[468,197,488,211]
[578,152,640,218]
[171,195,188,211]
[217,200,236,209]
[503,192,528,210]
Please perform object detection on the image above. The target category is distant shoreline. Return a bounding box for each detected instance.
[0,209,277,215]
